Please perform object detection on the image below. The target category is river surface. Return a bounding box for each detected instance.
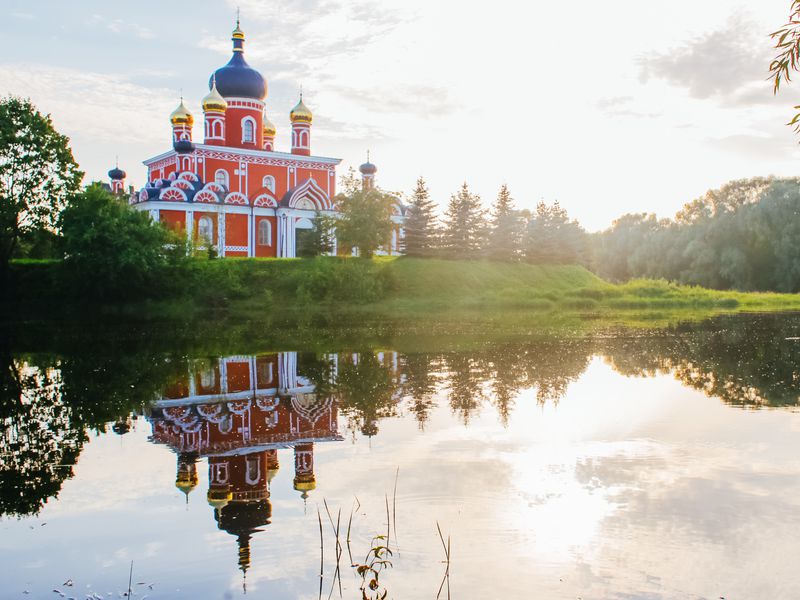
[2,313,800,599]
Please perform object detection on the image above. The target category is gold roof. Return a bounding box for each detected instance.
[175,476,198,493]
[202,79,228,113]
[170,100,194,126]
[207,488,233,509]
[263,112,276,136]
[294,480,316,492]
[290,96,313,124]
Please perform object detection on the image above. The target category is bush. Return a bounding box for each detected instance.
[59,184,188,301]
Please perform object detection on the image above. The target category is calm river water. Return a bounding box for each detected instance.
[2,313,800,599]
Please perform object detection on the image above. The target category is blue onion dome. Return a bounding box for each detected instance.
[108,166,126,180]
[290,95,312,123]
[359,160,377,176]
[170,100,194,126]
[209,22,267,100]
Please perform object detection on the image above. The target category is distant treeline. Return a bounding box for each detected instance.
[591,177,800,292]
[404,176,800,293]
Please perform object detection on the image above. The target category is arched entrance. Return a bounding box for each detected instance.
[294,217,314,257]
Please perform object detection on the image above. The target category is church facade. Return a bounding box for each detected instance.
[111,20,403,258]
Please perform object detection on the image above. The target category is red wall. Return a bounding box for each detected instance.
[160,210,186,231]
[254,216,276,257]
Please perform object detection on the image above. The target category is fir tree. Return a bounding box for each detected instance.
[298,212,336,257]
[524,200,587,264]
[404,177,439,258]
[486,184,523,261]
[442,182,485,259]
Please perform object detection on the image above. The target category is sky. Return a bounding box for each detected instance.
[2,0,799,230]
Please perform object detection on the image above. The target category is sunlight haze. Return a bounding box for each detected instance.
[2,0,796,230]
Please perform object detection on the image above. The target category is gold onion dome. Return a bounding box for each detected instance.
[202,79,228,113]
[290,96,313,124]
[207,488,233,510]
[170,100,194,126]
[263,113,276,136]
[176,479,197,495]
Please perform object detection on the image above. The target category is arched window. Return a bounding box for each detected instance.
[198,216,213,245]
[258,219,272,246]
[242,118,255,144]
[262,175,275,193]
[214,169,228,189]
[245,455,261,485]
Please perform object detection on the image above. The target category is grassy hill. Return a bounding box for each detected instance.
[8,257,800,324]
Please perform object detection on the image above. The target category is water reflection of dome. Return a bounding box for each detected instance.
[207,487,232,510]
[214,499,272,580]
[175,453,199,500]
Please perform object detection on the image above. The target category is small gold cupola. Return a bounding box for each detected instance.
[170,99,194,126]
[202,77,228,113]
[262,112,276,136]
[290,95,313,124]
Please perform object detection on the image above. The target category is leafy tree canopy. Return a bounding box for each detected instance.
[334,169,395,259]
[0,96,82,276]
[59,184,188,301]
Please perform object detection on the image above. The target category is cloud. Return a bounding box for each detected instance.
[88,14,154,40]
[324,82,458,118]
[596,95,662,119]
[638,15,775,107]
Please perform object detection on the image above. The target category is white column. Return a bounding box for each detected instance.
[277,212,286,257]
[186,209,193,242]
[217,211,226,257]
[247,211,253,257]
[150,209,160,222]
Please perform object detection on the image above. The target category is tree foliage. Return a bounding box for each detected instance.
[334,171,395,259]
[524,201,587,264]
[441,183,485,259]
[59,184,188,300]
[486,184,524,261]
[592,177,800,292]
[403,177,439,258]
[298,212,337,258]
[770,2,800,134]
[0,96,82,277]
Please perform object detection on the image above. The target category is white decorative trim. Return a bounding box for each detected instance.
[224,191,248,205]
[160,188,188,202]
[144,145,340,169]
[225,245,248,252]
[253,193,277,207]
[285,178,331,210]
[194,190,219,204]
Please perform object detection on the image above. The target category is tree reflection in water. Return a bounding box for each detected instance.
[3,312,800,522]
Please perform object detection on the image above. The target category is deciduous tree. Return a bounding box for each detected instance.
[0,97,82,282]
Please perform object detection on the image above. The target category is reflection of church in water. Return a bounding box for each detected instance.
[146,352,344,583]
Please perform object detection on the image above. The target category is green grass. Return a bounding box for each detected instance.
[6,257,800,329]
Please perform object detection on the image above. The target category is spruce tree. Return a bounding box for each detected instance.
[486,184,523,261]
[404,177,439,258]
[442,182,485,259]
[524,200,587,264]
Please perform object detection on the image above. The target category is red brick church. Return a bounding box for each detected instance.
[109,19,405,257]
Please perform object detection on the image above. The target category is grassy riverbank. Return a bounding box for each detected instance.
[7,257,800,326]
